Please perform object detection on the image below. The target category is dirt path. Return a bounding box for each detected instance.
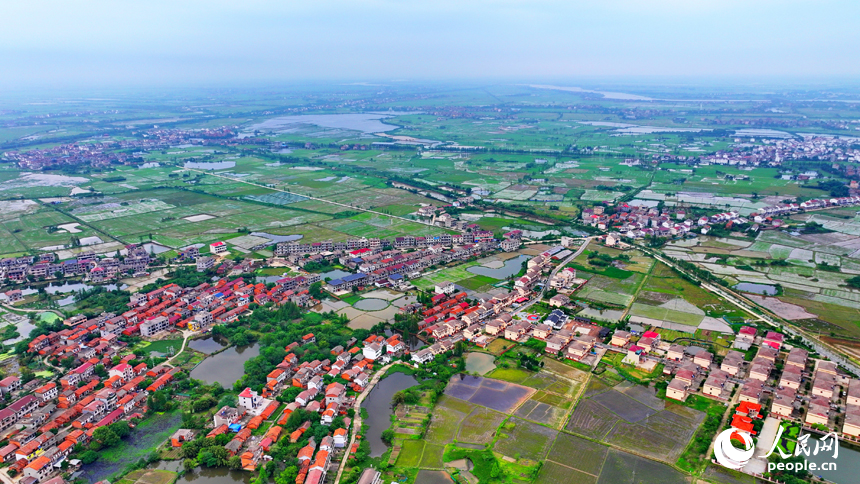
[164,330,196,368]
[1,304,63,317]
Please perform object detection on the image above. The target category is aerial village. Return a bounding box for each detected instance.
[3,187,860,484]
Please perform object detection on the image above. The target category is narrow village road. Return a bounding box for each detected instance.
[0,304,63,317]
[333,362,395,484]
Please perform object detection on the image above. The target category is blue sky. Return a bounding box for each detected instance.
[1,0,857,87]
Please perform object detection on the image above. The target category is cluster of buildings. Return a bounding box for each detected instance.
[749,196,860,229]
[2,127,260,170]
[618,322,860,444]
[275,229,520,260]
[407,249,607,365]
[626,328,787,404]
[207,332,409,480]
[25,278,256,346]
[656,135,860,167]
[415,202,495,232]
[582,204,733,239]
[0,245,154,287]
[247,274,320,309]
[324,239,505,294]
[3,343,173,482]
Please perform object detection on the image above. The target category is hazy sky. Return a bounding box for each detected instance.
[1,0,858,88]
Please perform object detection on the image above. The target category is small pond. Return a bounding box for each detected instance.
[247,113,416,134]
[361,372,419,457]
[803,433,860,484]
[465,352,496,375]
[190,343,260,386]
[250,232,303,243]
[354,298,389,311]
[735,282,778,296]
[184,161,236,170]
[148,459,252,483]
[187,335,230,355]
[78,412,183,483]
[467,254,530,279]
[13,282,125,307]
[321,269,351,280]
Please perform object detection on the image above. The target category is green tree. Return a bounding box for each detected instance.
[80,450,100,464]
[92,426,120,448]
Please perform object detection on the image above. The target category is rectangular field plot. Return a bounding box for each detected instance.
[394,440,425,467]
[582,378,612,398]
[532,390,570,408]
[548,433,608,476]
[638,411,699,441]
[542,359,589,381]
[703,464,756,484]
[535,461,597,484]
[604,421,686,461]
[628,303,704,326]
[493,418,557,462]
[485,367,533,384]
[545,379,580,398]
[565,399,619,440]
[576,287,634,306]
[597,448,688,484]
[244,192,308,205]
[445,381,479,401]
[419,443,446,469]
[444,376,534,413]
[457,407,506,444]
[520,372,558,390]
[425,396,472,444]
[613,381,666,410]
[591,390,659,423]
[513,400,567,428]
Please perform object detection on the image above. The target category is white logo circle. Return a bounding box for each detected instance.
[714,429,755,469]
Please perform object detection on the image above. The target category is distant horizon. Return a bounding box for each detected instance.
[2,1,859,90]
[2,77,860,99]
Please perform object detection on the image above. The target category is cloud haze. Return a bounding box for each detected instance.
[1,0,857,87]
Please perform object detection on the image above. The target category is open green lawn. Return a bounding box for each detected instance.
[138,338,185,355]
[485,367,533,384]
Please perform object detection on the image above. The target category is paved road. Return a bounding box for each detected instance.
[185,168,444,230]
[643,247,860,375]
[333,362,395,484]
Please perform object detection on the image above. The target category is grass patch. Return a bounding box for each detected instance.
[457,274,497,290]
[419,442,446,469]
[138,339,185,355]
[117,469,177,484]
[395,439,425,468]
[485,367,533,384]
[675,397,726,473]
